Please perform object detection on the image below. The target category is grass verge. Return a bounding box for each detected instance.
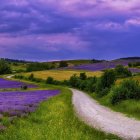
[91,92,140,120]
[0,85,120,140]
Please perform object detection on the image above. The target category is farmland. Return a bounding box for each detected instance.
[71,59,140,73]
[0,79,119,140]
[24,70,102,81]
[0,78,36,89]
[0,58,140,139]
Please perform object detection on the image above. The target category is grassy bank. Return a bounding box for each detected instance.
[91,92,140,120]
[0,85,120,140]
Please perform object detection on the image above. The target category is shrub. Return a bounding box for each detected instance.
[26,63,55,72]
[46,77,54,84]
[85,77,97,92]
[78,80,87,90]
[69,74,80,88]
[115,65,132,78]
[80,72,87,80]
[14,75,24,79]
[111,79,140,104]
[0,60,12,75]
[28,73,34,81]
[59,61,68,68]
[21,85,28,90]
[96,70,116,97]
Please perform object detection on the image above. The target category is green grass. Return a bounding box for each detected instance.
[91,92,140,120]
[0,85,120,140]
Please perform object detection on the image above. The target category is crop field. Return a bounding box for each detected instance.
[72,60,140,73]
[25,70,103,81]
[0,77,119,139]
[0,84,119,140]
[72,60,128,71]
[116,75,140,85]
[0,78,36,89]
[0,90,59,118]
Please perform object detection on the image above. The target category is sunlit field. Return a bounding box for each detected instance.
[25,70,102,81]
[116,74,140,85]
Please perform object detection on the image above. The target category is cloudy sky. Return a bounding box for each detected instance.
[0,0,140,61]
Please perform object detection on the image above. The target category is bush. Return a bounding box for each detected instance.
[80,73,87,80]
[26,63,55,72]
[28,73,34,81]
[111,79,140,104]
[59,61,68,68]
[69,74,80,88]
[21,85,28,90]
[115,65,132,78]
[96,70,116,97]
[0,60,12,75]
[85,77,97,92]
[14,75,24,79]
[128,62,140,67]
[46,77,54,84]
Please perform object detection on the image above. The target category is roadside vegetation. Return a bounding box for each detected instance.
[0,84,119,140]
[15,65,140,120]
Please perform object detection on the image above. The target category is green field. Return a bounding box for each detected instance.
[24,70,102,81]
[0,84,120,140]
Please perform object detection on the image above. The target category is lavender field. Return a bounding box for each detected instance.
[0,78,37,89]
[72,60,140,73]
[0,90,59,117]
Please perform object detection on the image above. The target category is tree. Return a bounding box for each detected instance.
[69,74,80,87]
[46,77,54,84]
[0,60,12,75]
[115,65,132,78]
[80,72,87,80]
[59,61,68,68]
[96,70,116,97]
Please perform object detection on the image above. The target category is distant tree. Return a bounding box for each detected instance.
[128,63,132,67]
[28,73,34,81]
[69,74,80,87]
[0,60,12,75]
[26,63,55,72]
[59,61,68,68]
[115,65,132,78]
[96,70,116,97]
[80,73,87,80]
[46,77,54,84]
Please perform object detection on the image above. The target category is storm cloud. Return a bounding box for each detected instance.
[0,0,140,61]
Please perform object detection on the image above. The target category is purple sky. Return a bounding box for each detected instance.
[0,0,140,61]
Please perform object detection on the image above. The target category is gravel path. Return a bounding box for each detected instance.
[6,75,14,79]
[71,88,140,140]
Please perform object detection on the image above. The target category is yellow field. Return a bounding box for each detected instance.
[116,75,140,85]
[25,70,103,81]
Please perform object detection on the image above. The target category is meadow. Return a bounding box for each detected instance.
[0,80,120,140]
[0,58,140,139]
[24,70,102,81]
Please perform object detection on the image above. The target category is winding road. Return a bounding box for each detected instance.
[71,88,140,140]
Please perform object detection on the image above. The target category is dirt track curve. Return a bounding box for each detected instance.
[71,88,140,140]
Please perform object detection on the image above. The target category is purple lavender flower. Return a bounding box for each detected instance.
[0,90,60,117]
[0,78,37,89]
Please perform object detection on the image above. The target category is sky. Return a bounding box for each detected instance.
[0,0,140,61]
